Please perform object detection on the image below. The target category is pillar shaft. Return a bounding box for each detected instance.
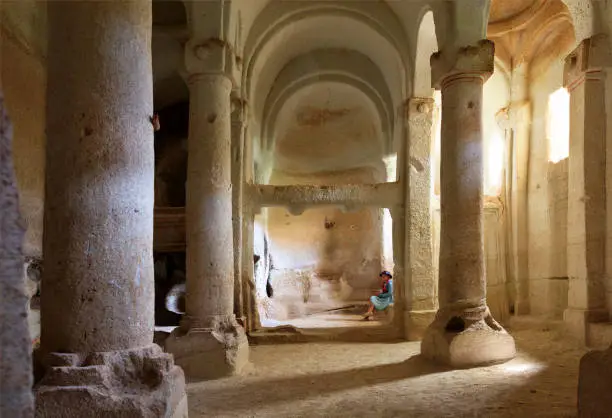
[563,35,611,342]
[0,91,34,417]
[404,97,437,340]
[165,38,249,380]
[42,0,155,354]
[231,95,247,325]
[184,74,234,327]
[438,74,487,308]
[36,3,187,416]
[507,64,531,315]
[421,40,515,368]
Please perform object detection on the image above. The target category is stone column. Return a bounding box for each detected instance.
[404,97,437,340]
[0,92,34,417]
[231,94,247,326]
[165,40,249,380]
[421,40,516,368]
[36,2,187,416]
[507,64,531,315]
[563,35,610,343]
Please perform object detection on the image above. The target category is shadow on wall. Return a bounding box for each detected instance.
[154,101,189,207]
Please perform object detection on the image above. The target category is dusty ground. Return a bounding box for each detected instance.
[187,317,588,418]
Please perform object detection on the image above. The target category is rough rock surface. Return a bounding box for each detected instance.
[0,90,34,416]
[35,345,187,418]
[577,347,612,417]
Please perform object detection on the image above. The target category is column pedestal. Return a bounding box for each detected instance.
[165,48,248,379]
[36,346,187,418]
[36,2,186,416]
[421,40,515,368]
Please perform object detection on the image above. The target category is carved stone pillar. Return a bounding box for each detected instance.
[562,34,610,343]
[231,94,247,325]
[507,64,531,315]
[421,40,516,368]
[404,97,437,340]
[36,2,187,416]
[165,39,249,380]
[0,92,34,417]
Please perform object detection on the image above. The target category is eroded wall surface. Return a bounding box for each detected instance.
[1,24,46,258]
[528,58,569,318]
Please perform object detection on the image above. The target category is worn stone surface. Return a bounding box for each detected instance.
[0,90,34,417]
[167,44,249,379]
[562,35,610,343]
[422,41,515,367]
[36,345,187,418]
[166,317,249,381]
[577,347,612,417]
[36,2,186,416]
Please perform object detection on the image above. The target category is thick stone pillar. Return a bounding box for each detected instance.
[36,2,187,416]
[421,40,516,368]
[231,94,247,326]
[165,40,249,380]
[404,97,437,340]
[0,92,34,417]
[563,35,610,343]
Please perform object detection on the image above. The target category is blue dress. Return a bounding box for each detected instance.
[370,279,393,311]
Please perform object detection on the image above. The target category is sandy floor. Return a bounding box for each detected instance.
[261,311,387,329]
[187,317,588,418]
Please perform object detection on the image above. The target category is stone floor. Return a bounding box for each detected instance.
[261,311,386,329]
[187,317,587,418]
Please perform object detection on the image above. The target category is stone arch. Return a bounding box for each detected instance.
[413,8,439,98]
[262,49,394,154]
[242,2,410,119]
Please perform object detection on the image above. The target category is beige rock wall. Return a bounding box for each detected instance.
[0,29,46,258]
[263,168,386,319]
[527,58,569,318]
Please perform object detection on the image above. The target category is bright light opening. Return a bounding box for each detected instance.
[382,208,394,271]
[547,88,570,163]
[432,90,442,196]
[485,131,505,196]
[383,153,397,182]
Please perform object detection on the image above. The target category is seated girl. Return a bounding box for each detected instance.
[363,271,393,320]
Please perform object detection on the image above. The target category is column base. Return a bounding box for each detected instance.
[421,305,516,368]
[165,317,250,381]
[578,347,612,417]
[564,307,609,344]
[35,344,187,418]
[404,310,437,341]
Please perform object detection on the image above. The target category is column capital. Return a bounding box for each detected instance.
[185,37,231,77]
[564,34,612,90]
[431,40,495,89]
[405,97,435,118]
[231,92,248,127]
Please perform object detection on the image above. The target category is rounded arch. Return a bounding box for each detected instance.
[413,9,439,97]
[262,49,394,154]
[242,2,410,122]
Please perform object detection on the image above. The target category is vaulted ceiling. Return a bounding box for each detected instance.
[487,0,575,77]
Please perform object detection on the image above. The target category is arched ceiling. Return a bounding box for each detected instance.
[261,49,393,154]
[244,4,409,127]
[487,0,575,78]
[273,82,384,175]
